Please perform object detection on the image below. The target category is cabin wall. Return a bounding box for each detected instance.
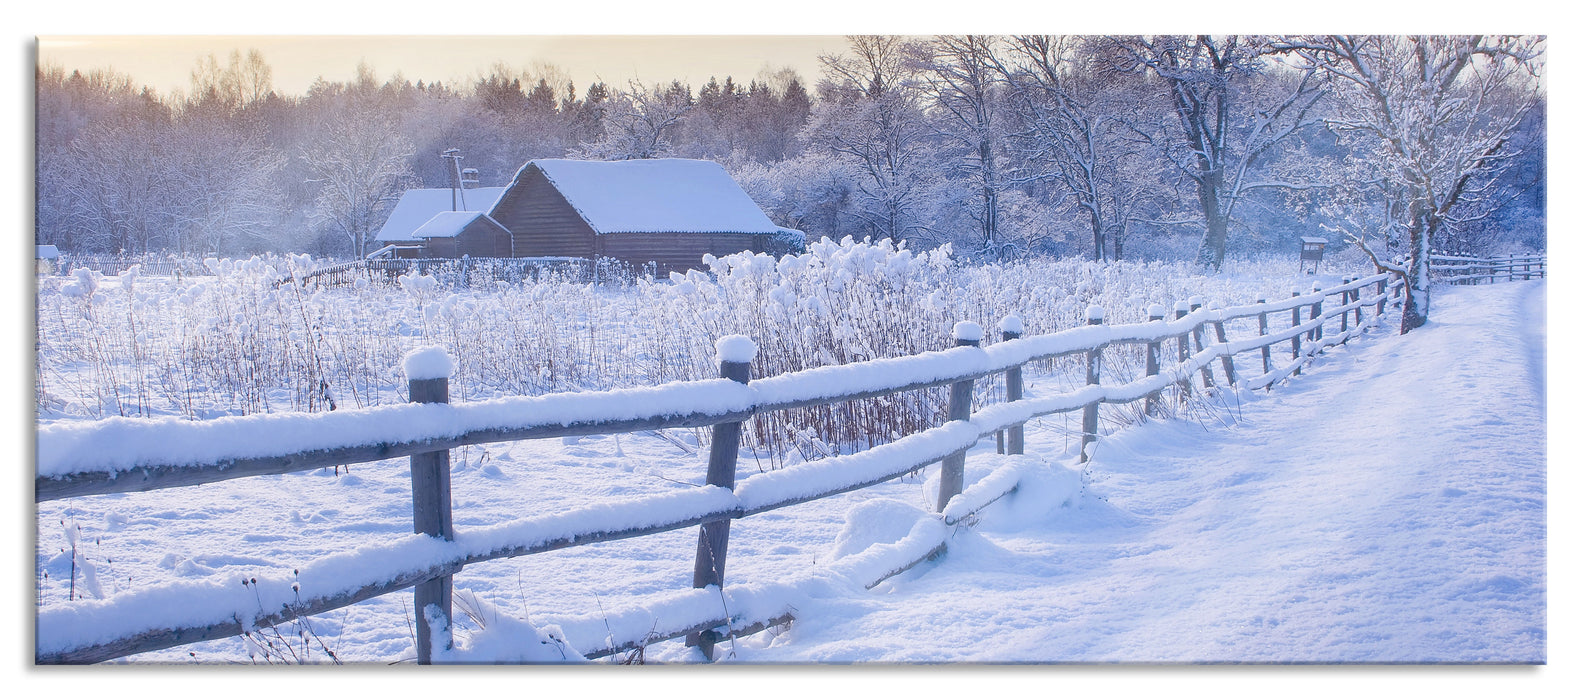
[600,232,763,275]
[490,166,597,257]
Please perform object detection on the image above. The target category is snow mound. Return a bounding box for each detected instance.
[953,321,983,343]
[402,346,455,381]
[828,498,931,561]
[714,335,758,365]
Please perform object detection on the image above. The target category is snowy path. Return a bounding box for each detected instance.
[731,281,1546,663]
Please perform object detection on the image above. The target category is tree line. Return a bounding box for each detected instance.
[36,36,1544,292]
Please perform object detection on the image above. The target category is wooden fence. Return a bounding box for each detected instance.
[276,257,597,289]
[36,272,1409,664]
[1430,252,1546,285]
[49,257,212,278]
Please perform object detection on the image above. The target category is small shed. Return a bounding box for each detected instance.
[407,211,513,258]
[490,159,783,274]
[36,244,60,274]
[374,186,509,255]
[1299,237,1327,274]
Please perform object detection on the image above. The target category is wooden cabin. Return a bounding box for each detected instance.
[490,159,785,274]
[373,158,795,273]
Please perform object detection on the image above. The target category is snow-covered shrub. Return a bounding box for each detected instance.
[35,244,1370,463]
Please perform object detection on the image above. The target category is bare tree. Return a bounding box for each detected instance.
[805,36,937,243]
[1278,35,1544,332]
[1108,35,1324,271]
[918,35,1006,254]
[992,35,1171,261]
[301,107,417,258]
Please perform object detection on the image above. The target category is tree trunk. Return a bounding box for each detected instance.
[1088,206,1105,262]
[1192,160,1228,271]
[1195,206,1228,272]
[1400,201,1433,333]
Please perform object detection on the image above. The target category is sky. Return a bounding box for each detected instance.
[36,35,856,100]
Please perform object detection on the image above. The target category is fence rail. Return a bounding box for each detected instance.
[1430,253,1546,285]
[37,271,1415,664]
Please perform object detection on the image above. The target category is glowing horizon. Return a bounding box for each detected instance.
[36,35,855,100]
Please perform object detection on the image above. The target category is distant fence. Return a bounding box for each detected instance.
[36,272,1407,664]
[48,257,212,278]
[276,257,605,289]
[1430,253,1546,285]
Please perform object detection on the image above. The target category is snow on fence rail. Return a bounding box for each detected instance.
[1430,253,1546,286]
[35,272,1406,664]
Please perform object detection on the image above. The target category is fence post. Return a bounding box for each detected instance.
[1339,277,1351,337]
[1175,300,1194,400]
[1081,307,1104,463]
[1375,278,1386,318]
[1290,289,1303,377]
[1309,283,1323,344]
[1145,305,1165,417]
[1351,277,1363,327]
[936,322,981,512]
[1189,297,1214,389]
[1001,315,1025,456]
[1211,303,1236,387]
[688,336,756,658]
[406,348,455,665]
[1256,297,1271,376]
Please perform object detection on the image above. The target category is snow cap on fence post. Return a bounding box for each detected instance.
[1174,300,1190,316]
[1148,304,1167,321]
[1086,305,1105,324]
[403,346,455,381]
[998,314,1024,336]
[953,321,983,345]
[1312,281,1324,293]
[1187,295,1205,310]
[714,335,758,365]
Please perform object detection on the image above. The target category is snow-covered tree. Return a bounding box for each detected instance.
[573,80,693,160]
[806,36,938,243]
[1108,35,1324,271]
[991,35,1174,262]
[301,107,417,258]
[917,35,1007,255]
[1278,35,1544,332]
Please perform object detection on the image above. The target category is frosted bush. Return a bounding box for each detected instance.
[35,241,1371,463]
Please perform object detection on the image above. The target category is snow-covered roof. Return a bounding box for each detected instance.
[1300,237,1328,245]
[376,187,508,243]
[411,211,505,239]
[515,159,780,235]
[36,244,60,259]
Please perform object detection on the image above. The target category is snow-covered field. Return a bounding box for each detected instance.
[33,275,1548,668]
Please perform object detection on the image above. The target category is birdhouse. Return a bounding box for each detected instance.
[1299,237,1327,274]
